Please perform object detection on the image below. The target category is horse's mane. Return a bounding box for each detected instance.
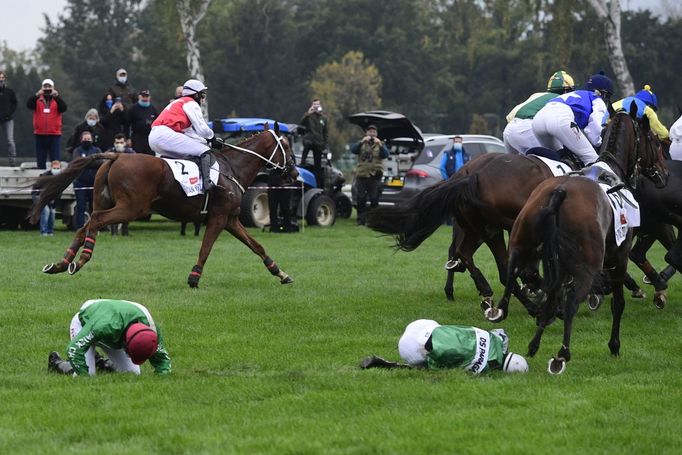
[603,111,625,155]
[234,130,267,147]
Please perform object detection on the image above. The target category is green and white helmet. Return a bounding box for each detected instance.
[547,71,576,94]
[502,352,528,373]
[398,319,441,366]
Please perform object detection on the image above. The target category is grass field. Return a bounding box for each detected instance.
[1,216,681,454]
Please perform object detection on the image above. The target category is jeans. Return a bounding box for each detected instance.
[35,134,61,169]
[355,174,382,224]
[75,184,93,229]
[40,205,55,234]
[0,119,16,164]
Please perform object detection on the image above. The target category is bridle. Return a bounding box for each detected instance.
[599,112,642,190]
[224,129,291,172]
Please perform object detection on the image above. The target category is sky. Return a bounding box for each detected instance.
[0,0,671,52]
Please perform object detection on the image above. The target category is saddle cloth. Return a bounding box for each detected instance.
[162,158,219,197]
[530,155,573,177]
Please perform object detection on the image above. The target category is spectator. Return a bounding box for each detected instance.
[350,125,389,225]
[0,70,18,166]
[128,89,158,155]
[173,85,183,100]
[72,131,102,229]
[32,160,62,236]
[300,98,328,185]
[106,133,134,236]
[439,136,470,180]
[180,221,202,236]
[98,93,129,152]
[65,108,105,159]
[26,78,67,169]
[268,167,297,233]
[47,298,171,376]
[107,68,137,108]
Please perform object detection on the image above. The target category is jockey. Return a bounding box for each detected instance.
[670,113,682,160]
[610,85,669,140]
[503,70,576,154]
[531,71,614,166]
[149,79,221,192]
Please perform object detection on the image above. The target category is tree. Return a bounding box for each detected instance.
[309,51,382,158]
[585,0,635,94]
[176,0,212,118]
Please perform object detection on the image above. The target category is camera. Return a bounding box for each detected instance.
[367,137,375,144]
[115,97,122,103]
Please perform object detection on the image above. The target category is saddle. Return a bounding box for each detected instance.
[526,146,584,171]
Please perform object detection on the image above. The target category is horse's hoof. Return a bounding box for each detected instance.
[653,291,666,310]
[444,259,465,272]
[480,297,493,312]
[67,262,79,275]
[42,263,57,274]
[280,275,293,285]
[187,278,199,288]
[631,289,646,299]
[484,307,505,323]
[547,357,566,375]
[444,291,454,301]
[642,275,652,285]
[587,294,602,311]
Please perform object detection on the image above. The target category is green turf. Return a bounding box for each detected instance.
[1,217,680,454]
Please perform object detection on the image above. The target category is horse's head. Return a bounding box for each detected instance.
[262,122,299,183]
[637,114,668,188]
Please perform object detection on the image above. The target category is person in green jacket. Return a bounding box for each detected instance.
[361,319,528,374]
[48,299,171,376]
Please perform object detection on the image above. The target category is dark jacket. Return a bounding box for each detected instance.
[0,86,18,121]
[107,82,137,109]
[27,94,67,135]
[300,111,328,149]
[127,103,158,155]
[72,144,102,187]
[98,103,129,152]
[66,121,106,158]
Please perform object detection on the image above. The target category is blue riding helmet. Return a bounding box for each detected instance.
[635,84,658,111]
[586,71,614,96]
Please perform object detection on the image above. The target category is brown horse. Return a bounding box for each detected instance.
[496,176,633,374]
[30,124,298,288]
[367,107,666,313]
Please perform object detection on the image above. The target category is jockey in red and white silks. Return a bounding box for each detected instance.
[531,72,614,165]
[149,79,214,158]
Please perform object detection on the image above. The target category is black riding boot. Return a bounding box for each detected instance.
[200,151,214,192]
[48,352,74,375]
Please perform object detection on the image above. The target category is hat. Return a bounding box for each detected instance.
[366,124,378,131]
[398,319,441,366]
[42,79,54,87]
[547,70,575,94]
[139,89,151,96]
[116,68,127,76]
[586,71,614,95]
[635,84,658,110]
[124,322,158,365]
[182,79,208,96]
[502,352,529,373]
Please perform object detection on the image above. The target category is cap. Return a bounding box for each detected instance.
[182,79,208,96]
[586,71,614,95]
[546,70,575,94]
[116,68,127,76]
[124,322,158,365]
[42,79,54,87]
[502,352,528,373]
[139,89,151,96]
[634,84,658,110]
[366,124,378,132]
[398,319,441,366]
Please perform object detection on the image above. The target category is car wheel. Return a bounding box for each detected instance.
[333,193,352,218]
[306,194,336,227]
[240,186,270,228]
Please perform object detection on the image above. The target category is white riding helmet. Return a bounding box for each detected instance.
[182,79,208,96]
[398,319,441,366]
[503,352,529,373]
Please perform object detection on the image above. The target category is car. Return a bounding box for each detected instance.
[211,118,351,228]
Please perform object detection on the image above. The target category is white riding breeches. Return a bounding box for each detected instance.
[149,125,209,158]
[69,313,140,376]
[670,140,682,161]
[503,118,541,155]
[532,102,599,164]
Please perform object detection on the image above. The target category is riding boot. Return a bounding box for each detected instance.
[48,352,74,375]
[200,151,215,193]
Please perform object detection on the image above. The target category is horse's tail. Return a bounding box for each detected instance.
[366,175,479,251]
[28,152,119,224]
[536,186,568,291]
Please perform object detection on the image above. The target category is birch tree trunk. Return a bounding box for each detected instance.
[176,0,211,119]
[586,0,635,95]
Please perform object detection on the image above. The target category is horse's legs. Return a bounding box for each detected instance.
[445,229,484,302]
[187,214,229,288]
[220,216,293,286]
[630,232,667,294]
[42,226,88,274]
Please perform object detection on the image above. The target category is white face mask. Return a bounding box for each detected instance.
[117,76,127,84]
[86,119,97,127]
[51,168,61,175]
[114,143,126,152]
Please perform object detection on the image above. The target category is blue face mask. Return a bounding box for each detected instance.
[454,142,463,151]
[138,100,151,108]
[105,99,113,109]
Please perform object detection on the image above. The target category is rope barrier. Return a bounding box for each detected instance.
[1,184,305,195]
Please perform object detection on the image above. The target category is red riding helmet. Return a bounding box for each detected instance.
[125,322,158,364]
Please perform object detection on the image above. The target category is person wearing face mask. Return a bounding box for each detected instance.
[105,134,135,235]
[106,68,137,108]
[98,92,129,152]
[439,136,470,180]
[0,71,18,166]
[32,160,63,236]
[72,131,102,229]
[127,89,158,155]
[66,108,105,159]
[26,78,68,169]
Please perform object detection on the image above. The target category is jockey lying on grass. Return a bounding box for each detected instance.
[149,79,221,192]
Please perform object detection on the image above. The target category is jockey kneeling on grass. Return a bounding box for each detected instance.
[531,71,614,166]
[149,79,222,192]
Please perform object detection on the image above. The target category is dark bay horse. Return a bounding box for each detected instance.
[30,124,298,288]
[366,108,665,312]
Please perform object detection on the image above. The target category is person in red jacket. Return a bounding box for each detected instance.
[26,78,67,169]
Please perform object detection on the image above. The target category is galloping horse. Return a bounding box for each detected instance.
[30,124,298,288]
[366,106,666,312]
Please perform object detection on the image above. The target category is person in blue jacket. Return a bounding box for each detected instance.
[440,135,470,180]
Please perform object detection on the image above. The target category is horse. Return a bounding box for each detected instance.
[29,124,298,288]
[366,106,665,312]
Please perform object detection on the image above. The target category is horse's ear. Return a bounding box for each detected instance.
[263,122,270,131]
[274,121,280,135]
[642,114,651,133]
[629,100,638,120]
[607,100,616,119]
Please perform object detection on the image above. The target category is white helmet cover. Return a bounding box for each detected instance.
[398,319,441,366]
[182,79,208,96]
[503,352,529,373]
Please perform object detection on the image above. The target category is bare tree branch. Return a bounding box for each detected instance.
[176,0,212,118]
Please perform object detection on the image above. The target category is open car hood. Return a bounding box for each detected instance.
[348,111,424,145]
